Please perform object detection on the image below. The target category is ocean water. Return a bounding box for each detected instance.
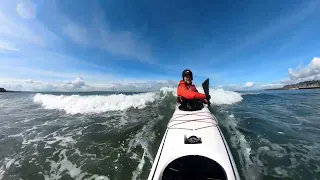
[0,88,319,180]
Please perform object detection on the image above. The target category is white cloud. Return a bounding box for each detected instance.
[244,82,255,87]
[260,83,283,89]
[0,11,43,46]
[215,82,284,91]
[0,65,86,80]
[0,40,19,52]
[0,48,117,82]
[71,77,85,87]
[65,77,86,88]
[63,20,89,45]
[213,84,242,91]
[0,77,177,92]
[100,29,152,63]
[16,0,37,19]
[0,0,153,78]
[267,57,320,86]
[288,57,320,81]
[240,57,320,90]
[0,1,61,50]
[56,7,153,63]
[85,79,177,92]
[25,79,34,83]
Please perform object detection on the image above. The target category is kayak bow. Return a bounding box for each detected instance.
[147,106,241,180]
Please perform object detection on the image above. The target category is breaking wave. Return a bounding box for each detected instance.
[160,87,243,105]
[33,87,242,114]
[33,92,159,115]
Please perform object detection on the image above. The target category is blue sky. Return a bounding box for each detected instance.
[1,0,320,91]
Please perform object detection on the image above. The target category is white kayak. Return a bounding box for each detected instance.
[147,105,241,180]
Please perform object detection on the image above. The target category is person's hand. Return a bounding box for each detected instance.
[203,99,209,104]
[207,95,211,100]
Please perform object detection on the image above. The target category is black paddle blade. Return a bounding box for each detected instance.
[202,78,209,96]
[202,78,211,106]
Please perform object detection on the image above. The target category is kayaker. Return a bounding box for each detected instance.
[177,69,210,109]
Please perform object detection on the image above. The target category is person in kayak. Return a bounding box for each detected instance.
[177,69,210,110]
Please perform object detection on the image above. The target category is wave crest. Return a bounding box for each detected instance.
[33,92,158,115]
[33,87,242,115]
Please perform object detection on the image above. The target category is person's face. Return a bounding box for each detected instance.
[183,74,192,84]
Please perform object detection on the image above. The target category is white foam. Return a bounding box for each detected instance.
[42,148,111,180]
[222,113,261,180]
[87,175,110,180]
[5,158,15,169]
[0,166,4,180]
[160,87,243,105]
[0,158,16,180]
[131,152,146,180]
[159,87,176,96]
[127,116,163,179]
[45,149,85,180]
[33,92,159,114]
[274,167,288,176]
[21,126,77,149]
[209,89,243,105]
[47,136,76,147]
[240,92,260,95]
[127,126,154,164]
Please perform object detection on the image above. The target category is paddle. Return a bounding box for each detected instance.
[202,78,211,106]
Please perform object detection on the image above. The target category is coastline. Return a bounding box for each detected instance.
[265,80,320,91]
[0,88,7,92]
[265,86,320,91]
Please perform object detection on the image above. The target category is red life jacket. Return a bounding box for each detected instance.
[186,84,198,92]
[177,80,206,101]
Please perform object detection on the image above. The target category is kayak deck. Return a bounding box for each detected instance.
[148,106,240,180]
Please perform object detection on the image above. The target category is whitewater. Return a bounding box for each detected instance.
[33,87,242,114]
[0,88,319,180]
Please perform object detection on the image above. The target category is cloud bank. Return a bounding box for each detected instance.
[66,77,86,88]
[288,57,320,82]
[233,57,320,90]
[0,77,178,92]
[2,57,320,92]
[244,82,255,87]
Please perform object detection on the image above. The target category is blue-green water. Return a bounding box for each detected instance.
[0,89,319,180]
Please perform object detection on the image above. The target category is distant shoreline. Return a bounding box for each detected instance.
[265,86,320,91]
[0,88,19,93]
[265,80,320,91]
[0,88,7,92]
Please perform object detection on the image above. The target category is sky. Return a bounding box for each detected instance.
[1,0,320,91]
